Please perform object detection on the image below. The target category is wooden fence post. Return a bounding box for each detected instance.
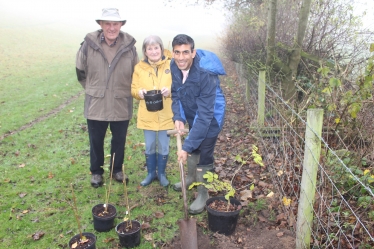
[235,62,240,80]
[245,66,250,101]
[296,109,324,249]
[257,71,266,126]
[239,58,243,83]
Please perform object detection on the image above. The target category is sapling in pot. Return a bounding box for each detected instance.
[115,164,141,248]
[68,183,96,249]
[189,171,239,211]
[104,153,116,212]
[91,153,117,232]
[189,145,264,212]
[189,146,263,235]
[189,172,242,235]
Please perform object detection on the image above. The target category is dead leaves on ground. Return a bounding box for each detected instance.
[31,231,45,240]
[103,237,115,243]
[153,211,164,219]
[141,222,151,230]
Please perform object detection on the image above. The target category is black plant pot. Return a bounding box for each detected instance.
[115,220,141,248]
[144,90,163,111]
[206,196,241,235]
[68,232,96,249]
[92,203,117,232]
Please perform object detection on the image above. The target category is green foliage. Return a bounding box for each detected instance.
[248,198,267,212]
[317,67,330,77]
[246,198,269,225]
[368,211,374,221]
[189,145,264,211]
[370,43,374,53]
[251,145,264,167]
[235,145,264,168]
[309,46,374,137]
[324,149,374,201]
[189,171,236,202]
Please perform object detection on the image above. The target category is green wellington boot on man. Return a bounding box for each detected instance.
[173,153,200,191]
[189,164,214,214]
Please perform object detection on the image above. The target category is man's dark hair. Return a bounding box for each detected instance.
[172,34,195,51]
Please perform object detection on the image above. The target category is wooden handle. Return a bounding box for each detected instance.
[179,160,189,220]
[176,133,182,152]
[166,129,189,135]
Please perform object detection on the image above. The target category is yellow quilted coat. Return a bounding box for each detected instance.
[131,50,174,131]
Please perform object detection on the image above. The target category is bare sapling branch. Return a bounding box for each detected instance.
[70,183,86,241]
[122,164,132,230]
[104,153,115,213]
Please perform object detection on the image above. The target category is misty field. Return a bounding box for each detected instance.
[0,17,208,248]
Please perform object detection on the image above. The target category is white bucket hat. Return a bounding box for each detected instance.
[96,8,126,26]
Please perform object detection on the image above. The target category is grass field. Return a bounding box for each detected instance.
[0,16,211,248]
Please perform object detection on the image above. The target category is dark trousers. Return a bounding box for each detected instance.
[87,119,129,175]
[192,135,218,166]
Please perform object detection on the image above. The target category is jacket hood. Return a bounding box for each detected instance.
[196,49,226,75]
[163,49,172,60]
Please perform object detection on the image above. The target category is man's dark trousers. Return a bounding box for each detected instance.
[87,119,129,175]
[192,135,218,165]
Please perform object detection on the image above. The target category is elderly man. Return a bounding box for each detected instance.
[76,8,138,187]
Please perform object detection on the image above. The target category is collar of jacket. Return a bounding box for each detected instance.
[83,30,137,87]
[144,55,166,65]
[139,56,168,71]
[85,30,136,52]
[171,53,202,85]
[100,32,118,47]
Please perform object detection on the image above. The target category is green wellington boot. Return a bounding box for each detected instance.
[189,164,214,214]
[157,154,169,187]
[140,154,157,186]
[173,153,200,191]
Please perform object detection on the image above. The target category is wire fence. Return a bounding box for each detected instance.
[235,63,374,249]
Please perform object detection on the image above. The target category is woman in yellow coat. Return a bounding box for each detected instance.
[131,35,174,187]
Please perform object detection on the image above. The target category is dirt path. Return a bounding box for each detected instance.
[0,91,83,141]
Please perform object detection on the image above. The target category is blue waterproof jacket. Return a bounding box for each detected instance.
[171,49,226,153]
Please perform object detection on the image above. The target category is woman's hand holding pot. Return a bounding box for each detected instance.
[161,87,170,97]
[138,89,147,99]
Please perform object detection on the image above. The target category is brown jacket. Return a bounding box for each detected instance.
[76,30,138,121]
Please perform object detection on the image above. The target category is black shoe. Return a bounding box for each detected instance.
[91,174,103,188]
[112,172,129,184]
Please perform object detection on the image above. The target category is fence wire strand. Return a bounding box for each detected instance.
[235,63,374,248]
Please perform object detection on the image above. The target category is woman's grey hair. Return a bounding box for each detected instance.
[142,35,164,60]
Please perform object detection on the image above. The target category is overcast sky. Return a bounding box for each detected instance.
[0,0,372,50]
[0,0,227,48]
[355,0,374,29]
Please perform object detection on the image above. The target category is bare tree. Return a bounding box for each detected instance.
[254,0,311,100]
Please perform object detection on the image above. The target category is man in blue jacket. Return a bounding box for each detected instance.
[171,34,226,214]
